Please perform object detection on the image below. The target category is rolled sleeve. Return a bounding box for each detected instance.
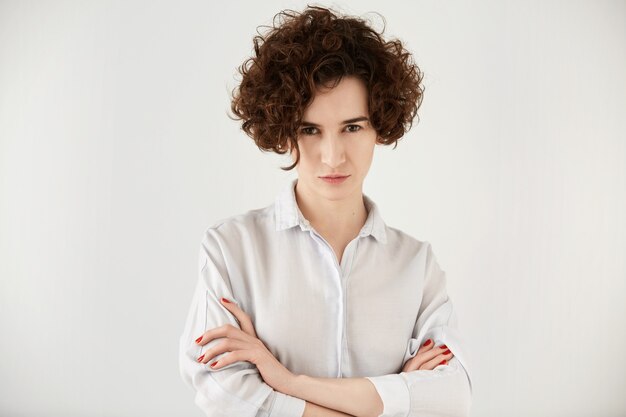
[366,357,471,417]
[366,242,473,417]
[365,374,410,417]
[268,391,307,417]
[179,230,305,417]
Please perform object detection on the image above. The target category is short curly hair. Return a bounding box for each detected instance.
[229,4,425,171]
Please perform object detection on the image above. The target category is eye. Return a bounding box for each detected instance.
[346,124,362,133]
[300,126,319,135]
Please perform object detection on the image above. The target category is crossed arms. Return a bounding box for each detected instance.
[179,237,472,417]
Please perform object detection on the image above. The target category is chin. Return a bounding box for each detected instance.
[316,180,359,199]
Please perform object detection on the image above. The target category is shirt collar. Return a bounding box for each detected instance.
[274,177,388,244]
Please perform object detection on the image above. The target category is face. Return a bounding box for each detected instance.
[288,75,379,202]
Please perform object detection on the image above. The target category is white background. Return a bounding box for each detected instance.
[1,0,624,416]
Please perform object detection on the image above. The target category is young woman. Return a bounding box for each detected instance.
[179,6,472,417]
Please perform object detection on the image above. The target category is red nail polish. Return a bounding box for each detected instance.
[439,359,447,365]
[195,336,202,343]
[443,349,451,355]
[440,344,448,350]
[221,298,231,303]
[422,339,432,347]
[210,361,218,367]
[197,354,205,362]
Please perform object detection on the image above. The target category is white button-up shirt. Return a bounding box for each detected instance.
[179,178,473,417]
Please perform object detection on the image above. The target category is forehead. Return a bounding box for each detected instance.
[303,76,369,121]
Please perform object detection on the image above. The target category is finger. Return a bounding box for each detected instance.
[197,338,250,364]
[402,339,435,372]
[404,343,451,372]
[419,349,454,370]
[195,323,257,347]
[420,352,454,370]
[417,338,435,354]
[208,349,252,370]
[417,343,450,364]
[403,354,427,372]
[220,297,258,338]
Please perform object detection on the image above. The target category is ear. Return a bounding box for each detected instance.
[286,140,295,154]
[278,141,290,153]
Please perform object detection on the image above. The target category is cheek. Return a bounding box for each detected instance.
[296,142,317,164]
[355,143,376,163]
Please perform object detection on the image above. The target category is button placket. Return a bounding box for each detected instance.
[307,228,362,376]
[307,229,343,375]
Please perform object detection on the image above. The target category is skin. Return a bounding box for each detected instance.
[286,75,379,264]
[195,76,454,416]
[196,299,454,417]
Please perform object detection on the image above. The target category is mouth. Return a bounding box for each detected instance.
[319,174,350,184]
[319,174,350,179]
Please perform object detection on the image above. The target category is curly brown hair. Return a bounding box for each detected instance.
[229,4,424,171]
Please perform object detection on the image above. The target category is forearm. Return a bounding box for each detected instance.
[303,401,355,417]
[285,375,383,417]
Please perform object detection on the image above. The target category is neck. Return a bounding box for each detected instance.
[294,179,368,240]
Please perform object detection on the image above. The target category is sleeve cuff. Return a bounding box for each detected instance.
[268,391,306,417]
[365,374,410,417]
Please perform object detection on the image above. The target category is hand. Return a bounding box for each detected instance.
[401,338,454,372]
[194,297,296,394]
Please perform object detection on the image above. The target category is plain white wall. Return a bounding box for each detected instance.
[1,0,624,416]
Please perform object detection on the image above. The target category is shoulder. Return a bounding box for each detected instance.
[383,224,439,265]
[386,224,431,251]
[201,203,274,244]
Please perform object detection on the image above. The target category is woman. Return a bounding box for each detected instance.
[179,6,473,417]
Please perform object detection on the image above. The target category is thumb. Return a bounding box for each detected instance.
[220,297,258,338]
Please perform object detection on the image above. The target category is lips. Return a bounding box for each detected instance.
[320,175,349,184]
[320,174,349,179]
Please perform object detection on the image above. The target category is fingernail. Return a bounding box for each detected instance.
[197,354,205,362]
[195,336,202,343]
[210,361,218,367]
[422,339,432,347]
[443,349,451,355]
[221,297,231,303]
[440,344,448,350]
[439,359,447,365]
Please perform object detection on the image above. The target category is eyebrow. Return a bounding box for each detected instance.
[301,116,369,127]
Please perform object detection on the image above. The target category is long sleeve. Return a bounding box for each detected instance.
[178,229,306,417]
[365,242,473,417]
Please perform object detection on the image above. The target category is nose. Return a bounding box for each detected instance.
[320,132,346,168]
